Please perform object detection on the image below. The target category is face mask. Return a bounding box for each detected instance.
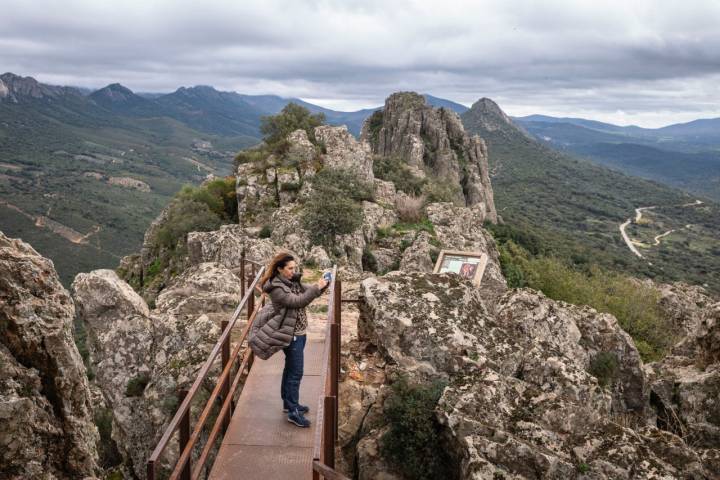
[291,272,302,282]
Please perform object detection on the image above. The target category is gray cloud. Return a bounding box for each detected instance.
[1,0,719,126]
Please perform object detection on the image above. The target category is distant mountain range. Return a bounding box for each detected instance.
[1,71,718,289]
[514,114,720,202]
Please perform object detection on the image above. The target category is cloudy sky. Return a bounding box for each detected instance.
[2,0,719,127]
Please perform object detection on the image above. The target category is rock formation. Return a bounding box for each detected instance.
[72,266,233,478]
[645,284,720,473]
[361,92,497,223]
[340,272,718,479]
[0,231,99,479]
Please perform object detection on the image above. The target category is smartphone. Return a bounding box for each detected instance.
[323,271,332,282]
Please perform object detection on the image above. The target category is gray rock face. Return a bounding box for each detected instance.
[187,224,276,269]
[0,232,99,479]
[72,269,221,479]
[315,125,374,183]
[155,262,243,317]
[646,293,720,465]
[351,272,717,479]
[362,92,496,222]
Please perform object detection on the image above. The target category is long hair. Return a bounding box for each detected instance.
[259,251,295,287]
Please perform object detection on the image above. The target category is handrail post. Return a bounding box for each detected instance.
[247,274,255,318]
[334,280,341,442]
[323,396,336,469]
[240,250,246,302]
[220,320,231,433]
[178,389,191,480]
[147,459,155,480]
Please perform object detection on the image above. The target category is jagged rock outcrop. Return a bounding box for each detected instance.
[0,232,99,479]
[361,92,497,223]
[187,224,276,269]
[315,125,374,183]
[645,288,720,471]
[346,272,717,479]
[72,269,222,478]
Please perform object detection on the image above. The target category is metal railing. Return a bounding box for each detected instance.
[312,267,350,480]
[147,252,264,480]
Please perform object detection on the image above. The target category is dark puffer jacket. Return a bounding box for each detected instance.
[248,275,321,360]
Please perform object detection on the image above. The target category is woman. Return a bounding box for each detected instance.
[251,252,327,428]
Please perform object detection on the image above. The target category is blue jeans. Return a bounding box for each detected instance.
[281,334,306,412]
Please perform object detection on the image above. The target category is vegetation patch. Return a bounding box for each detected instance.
[301,168,372,247]
[589,352,620,388]
[125,373,151,397]
[381,377,456,480]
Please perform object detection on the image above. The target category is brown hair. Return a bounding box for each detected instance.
[259,251,295,286]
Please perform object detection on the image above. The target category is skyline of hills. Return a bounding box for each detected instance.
[1,71,718,290]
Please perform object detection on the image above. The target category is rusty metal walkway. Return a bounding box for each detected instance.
[148,252,349,480]
[208,335,325,479]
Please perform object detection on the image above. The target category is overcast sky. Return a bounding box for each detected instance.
[2,0,719,127]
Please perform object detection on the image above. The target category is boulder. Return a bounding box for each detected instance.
[155,262,242,317]
[0,232,99,479]
[187,224,275,269]
[72,269,221,478]
[315,125,374,183]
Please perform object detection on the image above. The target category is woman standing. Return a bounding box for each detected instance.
[254,252,328,427]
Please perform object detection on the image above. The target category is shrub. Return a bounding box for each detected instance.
[311,167,374,202]
[125,373,151,397]
[382,378,455,480]
[366,110,384,145]
[94,408,122,468]
[362,246,378,273]
[373,155,427,195]
[258,224,273,238]
[177,176,238,222]
[421,179,462,204]
[300,168,371,247]
[260,103,325,146]
[302,196,363,247]
[589,352,620,388]
[154,198,222,251]
[395,195,425,223]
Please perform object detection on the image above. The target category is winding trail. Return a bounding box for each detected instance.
[619,199,703,259]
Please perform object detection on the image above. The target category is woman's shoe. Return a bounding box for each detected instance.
[287,409,311,428]
[283,404,309,413]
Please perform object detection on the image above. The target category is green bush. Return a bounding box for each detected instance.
[177,176,238,222]
[589,352,620,388]
[260,103,325,146]
[366,110,384,145]
[125,374,151,397]
[154,198,222,251]
[421,179,462,204]
[258,224,273,238]
[302,196,363,247]
[373,155,427,196]
[362,246,378,273]
[300,168,371,247]
[311,167,374,202]
[381,378,455,480]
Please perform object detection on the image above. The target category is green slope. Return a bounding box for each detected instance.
[462,99,720,293]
